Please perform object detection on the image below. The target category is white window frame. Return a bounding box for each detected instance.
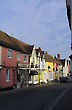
[24,54,27,62]
[17,52,20,60]
[8,48,12,58]
[6,69,10,82]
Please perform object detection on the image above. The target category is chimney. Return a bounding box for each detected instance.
[57,53,60,59]
[54,56,56,59]
[38,47,41,50]
[45,51,47,54]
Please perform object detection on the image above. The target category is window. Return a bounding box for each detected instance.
[6,69,10,82]
[24,54,27,62]
[17,52,20,60]
[8,49,12,58]
[33,57,34,63]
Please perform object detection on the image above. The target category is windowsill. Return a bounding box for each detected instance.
[24,61,27,62]
[6,80,10,82]
[8,57,12,58]
[17,59,20,60]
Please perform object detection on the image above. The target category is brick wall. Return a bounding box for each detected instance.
[0,46,29,88]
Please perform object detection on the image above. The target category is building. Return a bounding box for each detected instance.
[36,47,46,84]
[59,59,69,77]
[66,0,71,29]
[66,0,72,76]
[29,47,46,84]
[28,45,38,84]
[54,54,63,80]
[66,0,72,49]
[69,54,72,73]
[0,30,34,88]
[44,52,57,82]
[55,53,70,78]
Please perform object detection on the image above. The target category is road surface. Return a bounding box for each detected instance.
[0,83,72,110]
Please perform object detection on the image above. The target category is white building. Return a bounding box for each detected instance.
[59,59,69,77]
[29,46,46,84]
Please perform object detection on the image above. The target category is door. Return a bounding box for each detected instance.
[13,70,16,86]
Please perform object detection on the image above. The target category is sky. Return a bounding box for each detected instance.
[0,0,71,59]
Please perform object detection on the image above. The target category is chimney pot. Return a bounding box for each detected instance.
[57,53,60,59]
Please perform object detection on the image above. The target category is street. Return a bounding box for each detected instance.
[0,1,72,110]
[0,83,72,110]
[53,83,72,110]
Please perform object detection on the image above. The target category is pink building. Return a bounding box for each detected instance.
[0,30,34,88]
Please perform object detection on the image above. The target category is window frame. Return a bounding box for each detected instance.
[8,48,12,58]
[6,69,10,82]
[17,52,20,60]
[24,54,27,62]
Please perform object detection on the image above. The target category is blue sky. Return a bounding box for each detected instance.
[0,0,71,59]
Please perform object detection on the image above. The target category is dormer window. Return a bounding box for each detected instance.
[8,49,12,58]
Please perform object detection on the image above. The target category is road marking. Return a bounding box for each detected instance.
[44,87,71,110]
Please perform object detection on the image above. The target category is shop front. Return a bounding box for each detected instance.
[17,62,29,87]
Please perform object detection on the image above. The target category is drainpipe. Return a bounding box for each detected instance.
[27,70,28,87]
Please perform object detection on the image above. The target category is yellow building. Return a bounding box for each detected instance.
[46,62,53,72]
[43,52,56,82]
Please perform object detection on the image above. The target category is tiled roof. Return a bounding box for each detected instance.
[44,52,62,65]
[44,52,56,63]
[59,59,65,67]
[54,57,62,65]
[0,30,34,54]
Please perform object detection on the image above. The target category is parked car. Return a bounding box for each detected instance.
[59,77,67,83]
[65,76,72,82]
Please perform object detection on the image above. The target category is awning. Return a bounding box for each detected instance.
[29,70,38,76]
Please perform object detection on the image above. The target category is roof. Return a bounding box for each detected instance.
[54,58,62,65]
[44,52,62,65]
[44,52,57,63]
[36,47,44,57]
[59,59,65,67]
[0,30,34,54]
[69,54,72,60]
